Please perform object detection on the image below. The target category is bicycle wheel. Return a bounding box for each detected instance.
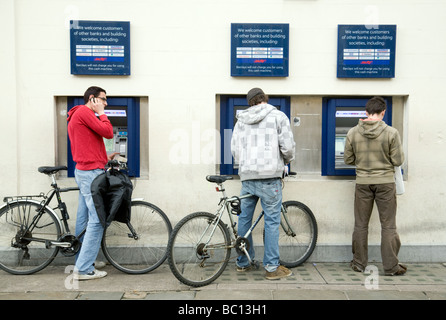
[101,200,172,274]
[0,200,61,275]
[278,200,318,267]
[168,212,231,287]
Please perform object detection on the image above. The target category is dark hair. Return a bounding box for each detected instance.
[83,86,106,104]
[365,96,386,115]
[248,93,269,106]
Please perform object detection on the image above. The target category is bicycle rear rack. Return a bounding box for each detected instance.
[3,193,46,204]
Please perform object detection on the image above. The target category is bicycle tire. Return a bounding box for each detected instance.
[277,200,318,267]
[167,212,231,287]
[101,200,172,274]
[0,200,61,275]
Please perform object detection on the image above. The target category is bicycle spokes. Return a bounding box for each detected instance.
[0,200,61,274]
[278,201,318,268]
[168,212,232,287]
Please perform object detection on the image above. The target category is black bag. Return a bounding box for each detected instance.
[91,169,133,228]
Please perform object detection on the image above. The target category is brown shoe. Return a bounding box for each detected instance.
[385,264,407,276]
[350,261,364,273]
[265,265,292,280]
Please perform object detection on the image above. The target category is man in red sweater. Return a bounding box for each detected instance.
[68,86,117,280]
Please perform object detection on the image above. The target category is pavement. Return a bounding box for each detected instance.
[1,261,446,302]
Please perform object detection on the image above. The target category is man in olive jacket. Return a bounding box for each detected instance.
[344,96,406,276]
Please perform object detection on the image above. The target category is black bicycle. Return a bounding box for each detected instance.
[0,162,172,275]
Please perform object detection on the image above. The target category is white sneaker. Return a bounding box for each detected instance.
[75,269,107,281]
[94,260,106,269]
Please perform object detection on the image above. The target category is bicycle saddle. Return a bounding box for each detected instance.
[38,166,68,175]
[206,175,233,184]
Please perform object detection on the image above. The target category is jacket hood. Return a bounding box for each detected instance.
[236,103,276,125]
[67,105,84,122]
[358,120,388,139]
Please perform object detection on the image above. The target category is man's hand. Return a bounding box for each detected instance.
[107,152,120,161]
[90,97,106,116]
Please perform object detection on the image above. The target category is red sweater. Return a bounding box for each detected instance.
[67,105,113,170]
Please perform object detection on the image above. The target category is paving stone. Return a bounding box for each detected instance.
[0,291,79,300]
[346,290,428,300]
[122,291,148,299]
[76,292,124,300]
[145,291,195,300]
[424,291,446,300]
[273,289,347,300]
[194,289,273,300]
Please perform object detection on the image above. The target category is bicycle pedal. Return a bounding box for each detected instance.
[251,260,260,269]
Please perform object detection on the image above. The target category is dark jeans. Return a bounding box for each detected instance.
[352,183,401,274]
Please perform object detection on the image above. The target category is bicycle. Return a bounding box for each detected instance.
[0,161,172,275]
[167,174,318,287]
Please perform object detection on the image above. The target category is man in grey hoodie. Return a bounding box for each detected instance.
[344,96,406,276]
[231,88,295,280]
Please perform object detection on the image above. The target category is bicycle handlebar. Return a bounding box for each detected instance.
[107,157,128,171]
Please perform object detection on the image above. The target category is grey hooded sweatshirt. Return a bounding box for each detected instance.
[231,103,295,181]
[344,119,404,184]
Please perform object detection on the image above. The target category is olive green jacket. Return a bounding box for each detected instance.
[344,120,404,184]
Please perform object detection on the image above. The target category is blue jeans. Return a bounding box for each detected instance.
[74,168,104,274]
[236,179,282,272]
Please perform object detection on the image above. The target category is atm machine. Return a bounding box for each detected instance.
[322,97,392,176]
[103,106,129,159]
[67,97,140,177]
[219,96,290,175]
[334,108,366,170]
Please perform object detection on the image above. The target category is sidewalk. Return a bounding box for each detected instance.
[1,262,446,300]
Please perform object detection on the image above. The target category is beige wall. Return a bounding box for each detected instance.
[2,0,446,261]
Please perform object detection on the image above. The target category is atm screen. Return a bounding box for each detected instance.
[335,109,366,128]
[104,137,115,153]
[335,136,346,157]
[334,108,364,170]
[104,107,127,127]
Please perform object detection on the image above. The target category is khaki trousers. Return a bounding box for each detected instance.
[352,183,401,274]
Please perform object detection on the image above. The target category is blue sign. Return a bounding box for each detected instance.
[337,25,396,78]
[231,23,289,77]
[70,20,130,75]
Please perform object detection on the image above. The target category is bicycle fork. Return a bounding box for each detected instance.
[280,204,296,237]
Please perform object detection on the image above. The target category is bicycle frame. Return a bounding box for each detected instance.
[208,181,298,263]
[1,173,80,249]
[205,184,261,263]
